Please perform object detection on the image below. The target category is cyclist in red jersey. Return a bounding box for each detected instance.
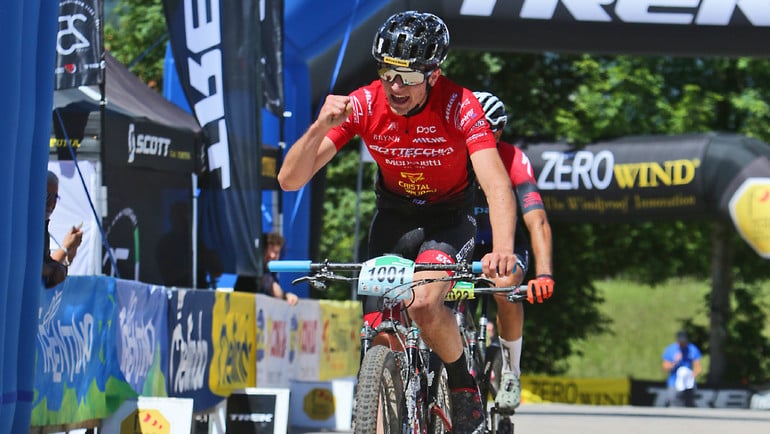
[472,91,555,413]
[278,11,517,432]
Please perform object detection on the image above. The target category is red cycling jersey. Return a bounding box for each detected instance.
[475,141,544,248]
[498,141,544,214]
[326,75,496,205]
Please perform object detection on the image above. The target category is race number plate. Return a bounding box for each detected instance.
[358,255,415,300]
[445,281,476,301]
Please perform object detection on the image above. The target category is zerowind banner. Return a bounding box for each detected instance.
[162,0,280,276]
[54,0,103,90]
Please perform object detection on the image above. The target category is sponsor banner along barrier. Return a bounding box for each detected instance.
[167,289,222,413]
[521,376,630,406]
[290,299,323,382]
[32,276,361,427]
[210,291,257,395]
[256,294,292,387]
[115,280,169,397]
[630,378,760,408]
[32,276,137,426]
[317,300,362,381]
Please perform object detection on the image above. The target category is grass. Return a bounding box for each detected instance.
[563,278,714,381]
[563,277,770,381]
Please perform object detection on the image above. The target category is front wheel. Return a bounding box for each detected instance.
[480,344,502,406]
[354,345,404,434]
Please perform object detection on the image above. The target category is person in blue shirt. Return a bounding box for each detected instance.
[661,330,703,407]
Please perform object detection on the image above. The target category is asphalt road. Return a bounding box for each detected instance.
[291,403,770,434]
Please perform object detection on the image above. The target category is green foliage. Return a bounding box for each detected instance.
[104,0,167,90]
[683,284,770,384]
[317,143,377,300]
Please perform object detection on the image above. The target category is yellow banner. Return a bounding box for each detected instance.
[521,375,630,405]
[318,300,362,380]
[209,291,257,395]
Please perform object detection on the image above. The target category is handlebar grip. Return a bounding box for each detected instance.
[472,261,482,274]
[267,260,312,272]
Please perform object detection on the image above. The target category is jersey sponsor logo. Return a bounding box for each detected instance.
[364,88,373,116]
[369,145,454,157]
[521,152,534,177]
[445,92,459,123]
[387,121,398,131]
[413,136,448,144]
[538,150,701,191]
[416,125,437,134]
[385,158,442,168]
[371,134,401,143]
[467,132,489,143]
[397,182,438,196]
[398,172,437,196]
[522,191,544,209]
[351,94,365,124]
[401,172,425,183]
[459,108,478,129]
[459,0,770,26]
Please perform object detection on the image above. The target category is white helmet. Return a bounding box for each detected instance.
[473,91,507,131]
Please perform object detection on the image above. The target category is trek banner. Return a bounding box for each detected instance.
[55,0,103,90]
[162,0,284,276]
[429,0,770,57]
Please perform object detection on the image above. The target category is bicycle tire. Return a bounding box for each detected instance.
[428,354,451,434]
[496,415,514,434]
[354,345,404,434]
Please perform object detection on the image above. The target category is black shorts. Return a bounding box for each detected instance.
[363,206,477,314]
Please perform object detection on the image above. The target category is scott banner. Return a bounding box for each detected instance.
[162,0,284,277]
[55,0,103,90]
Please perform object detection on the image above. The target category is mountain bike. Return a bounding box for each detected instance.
[269,255,527,433]
[449,282,528,433]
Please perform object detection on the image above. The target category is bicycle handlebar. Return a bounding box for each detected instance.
[268,259,483,274]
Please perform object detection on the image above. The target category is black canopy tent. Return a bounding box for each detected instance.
[51,52,208,287]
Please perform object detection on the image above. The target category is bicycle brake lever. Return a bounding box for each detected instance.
[507,290,528,303]
[290,275,328,290]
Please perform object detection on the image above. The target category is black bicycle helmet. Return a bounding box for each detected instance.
[372,11,450,70]
[473,91,507,131]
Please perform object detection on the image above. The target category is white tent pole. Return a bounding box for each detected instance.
[192,172,198,289]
